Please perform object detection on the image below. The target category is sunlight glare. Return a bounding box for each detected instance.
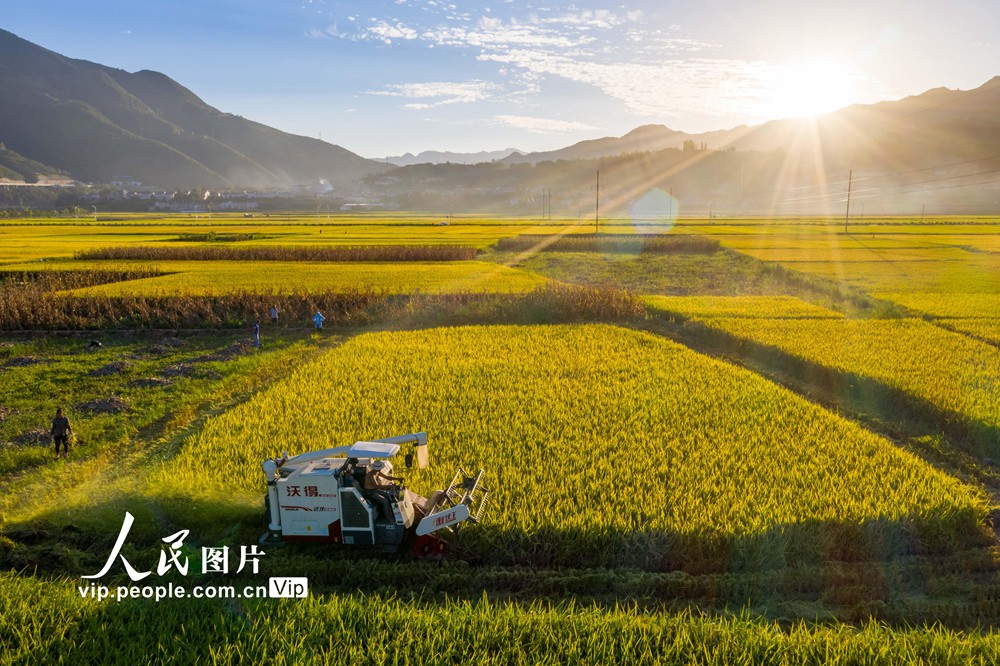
[758,60,858,120]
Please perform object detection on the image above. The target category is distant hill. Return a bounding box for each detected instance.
[386,148,524,166]
[501,125,695,164]
[0,29,392,189]
[504,78,1000,170]
[366,77,1000,216]
[0,142,67,183]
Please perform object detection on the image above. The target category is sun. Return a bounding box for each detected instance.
[758,59,859,120]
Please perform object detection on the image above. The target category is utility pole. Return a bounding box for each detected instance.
[844,169,853,234]
[595,171,600,233]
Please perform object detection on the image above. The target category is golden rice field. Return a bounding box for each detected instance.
[702,318,1000,434]
[153,324,987,569]
[1,260,549,295]
[876,293,1000,319]
[643,295,842,319]
[0,218,587,261]
[5,216,1000,663]
[784,258,999,293]
[942,319,1000,345]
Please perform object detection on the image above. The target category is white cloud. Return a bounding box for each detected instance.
[368,20,419,44]
[482,49,788,119]
[342,5,808,123]
[494,115,598,133]
[540,9,625,30]
[418,22,582,50]
[369,80,501,108]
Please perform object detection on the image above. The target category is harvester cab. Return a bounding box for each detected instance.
[261,432,488,557]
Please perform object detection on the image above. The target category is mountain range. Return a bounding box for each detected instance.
[2,26,999,213]
[0,28,391,189]
[381,77,1000,172]
[363,77,1000,215]
[385,148,523,167]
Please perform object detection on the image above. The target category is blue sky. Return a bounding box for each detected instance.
[4,1,998,158]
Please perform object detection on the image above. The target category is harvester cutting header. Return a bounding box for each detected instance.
[262,432,488,557]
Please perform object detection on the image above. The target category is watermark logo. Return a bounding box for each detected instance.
[82,512,265,581]
[77,511,305,602]
[268,577,309,598]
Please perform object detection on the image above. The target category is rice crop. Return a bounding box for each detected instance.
[702,318,1000,435]
[48,261,547,296]
[940,319,1000,345]
[877,293,1000,319]
[153,324,987,571]
[644,295,842,319]
[4,573,1000,666]
[75,244,478,262]
[0,281,641,331]
[494,233,720,254]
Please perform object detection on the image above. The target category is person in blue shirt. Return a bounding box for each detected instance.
[312,311,325,331]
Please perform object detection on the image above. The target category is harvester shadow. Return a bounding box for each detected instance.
[6,489,998,629]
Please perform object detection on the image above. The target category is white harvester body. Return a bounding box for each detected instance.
[262,432,487,555]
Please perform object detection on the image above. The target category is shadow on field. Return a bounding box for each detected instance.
[640,314,1000,480]
[4,484,997,628]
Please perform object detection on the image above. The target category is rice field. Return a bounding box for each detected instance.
[777,258,999,293]
[942,319,1000,345]
[1,260,549,295]
[153,324,987,570]
[644,295,842,319]
[702,318,1000,435]
[4,572,1000,666]
[4,215,1000,662]
[876,293,1000,319]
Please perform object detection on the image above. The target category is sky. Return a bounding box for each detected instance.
[4,1,999,159]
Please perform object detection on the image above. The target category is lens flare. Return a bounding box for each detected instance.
[630,188,679,231]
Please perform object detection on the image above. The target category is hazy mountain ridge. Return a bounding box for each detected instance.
[385,148,524,166]
[504,78,1000,165]
[365,77,1000,215]
[0,28,391,189]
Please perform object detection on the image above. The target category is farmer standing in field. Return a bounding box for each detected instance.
[253,321,261,347]
[313,310,325,331]
[51,407,72,460]
[269,305,279,325]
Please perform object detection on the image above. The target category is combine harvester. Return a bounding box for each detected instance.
[262,432,488,557]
